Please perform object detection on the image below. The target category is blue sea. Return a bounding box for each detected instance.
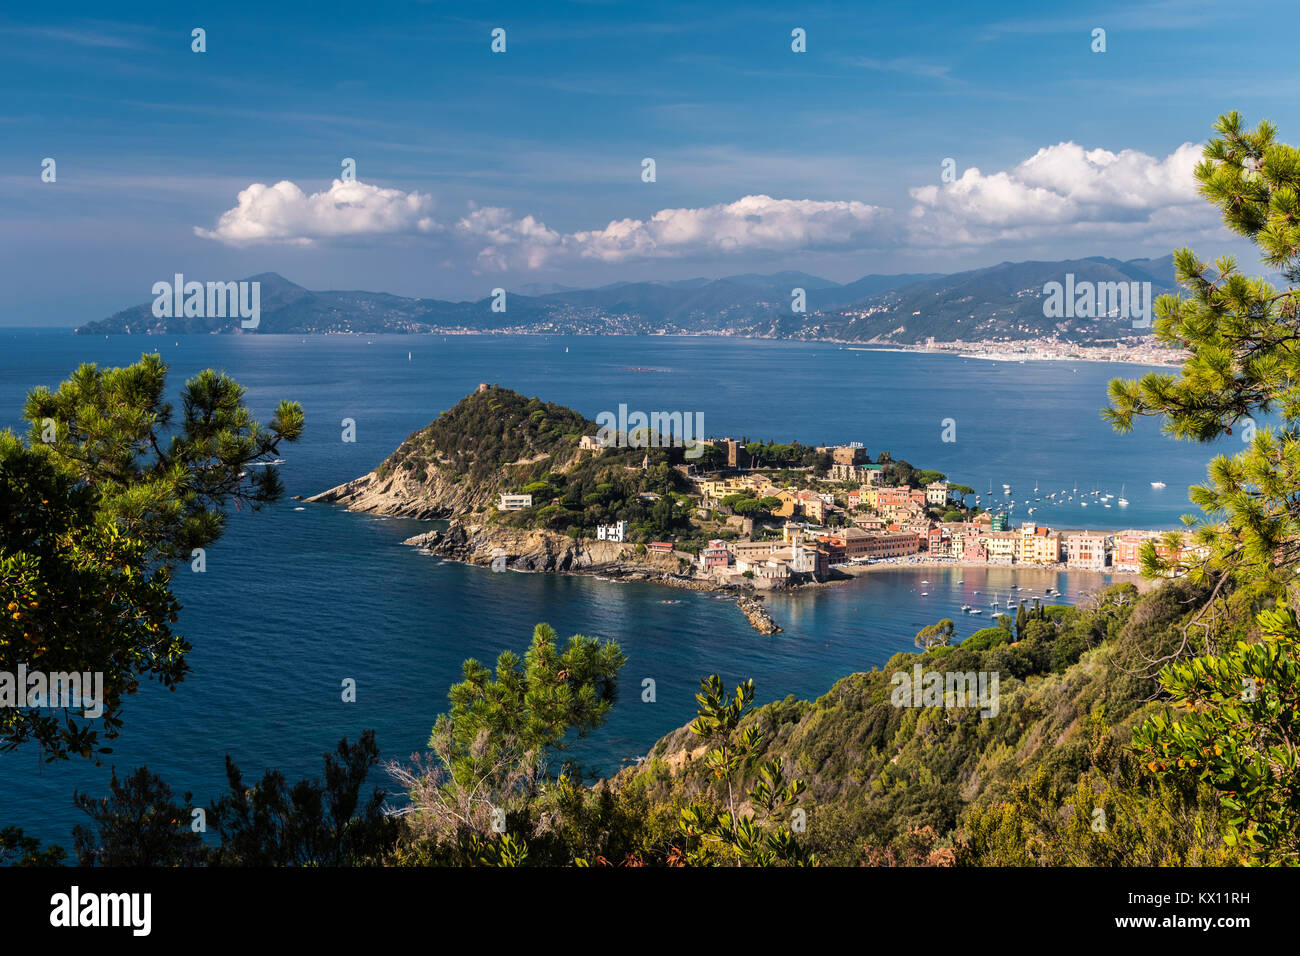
[0,330,1240,849]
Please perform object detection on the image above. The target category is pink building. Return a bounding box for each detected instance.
[699,539,731,569]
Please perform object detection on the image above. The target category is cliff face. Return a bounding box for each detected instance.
[403,521,690,577]
[305,464,495,519]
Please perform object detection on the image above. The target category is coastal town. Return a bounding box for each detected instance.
[854,336,1184,366]
[499,437,1190,589]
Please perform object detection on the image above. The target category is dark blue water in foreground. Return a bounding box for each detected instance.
[0,330,1237,848]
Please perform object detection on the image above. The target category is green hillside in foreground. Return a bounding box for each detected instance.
[594,578,1237,866]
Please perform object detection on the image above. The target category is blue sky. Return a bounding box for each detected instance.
[2,0,1295,324]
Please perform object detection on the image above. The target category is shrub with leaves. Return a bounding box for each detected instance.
[1132,601,1300,865]
[678,676,811,866]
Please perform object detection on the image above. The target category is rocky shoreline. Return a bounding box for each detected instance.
[398,520,801,633]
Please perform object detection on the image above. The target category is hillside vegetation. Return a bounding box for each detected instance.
[599,579,1235,866]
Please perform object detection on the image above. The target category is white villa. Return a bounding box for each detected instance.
[597,521,627,542]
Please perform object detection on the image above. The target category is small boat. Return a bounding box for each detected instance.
[970,609,982,615]
[1150,481,1165,489]
[1118,484,1129,507]
[921,592,929,596]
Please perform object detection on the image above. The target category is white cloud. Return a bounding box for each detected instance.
[454,204,564,270]
[451,194,893,269]
[565,194,892,262]
[197,141,1213,264]
[907,141,1205,245]
[195,179,439,245]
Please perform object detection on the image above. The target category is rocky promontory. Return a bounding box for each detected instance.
[307,385,794,633]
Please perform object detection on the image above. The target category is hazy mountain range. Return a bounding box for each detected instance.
[76,255,1182,343]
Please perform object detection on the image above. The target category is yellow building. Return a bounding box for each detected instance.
[696,479,729,499]
[799,496,827,523]
[1018,523,1062,564]
[773,490,799,518]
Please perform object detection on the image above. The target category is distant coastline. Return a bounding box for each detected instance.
[56,322,1184,369]
[835,339,1182,367]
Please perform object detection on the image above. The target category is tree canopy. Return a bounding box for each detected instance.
[1,354,303,761]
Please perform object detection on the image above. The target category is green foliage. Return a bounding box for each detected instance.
[23,353,303,565]
[1132,600,1300,865]
[72,767,207,866]
[1099,113,1300,865]
[0,827,67,866]
[1105,113,1300,593]
[678,676,812,866]
[741,441,819,469]
[2,355,299,762]
[1,431,184,760]
[430,623,626,799]
[915,618,956,652]
[58,732,396,867]
[209,731,397,866]
[390,624,627,864]
[963,626,1013,652]
[606,581,1229,866]
[397,389,588,482]
[962,714,1231,867]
